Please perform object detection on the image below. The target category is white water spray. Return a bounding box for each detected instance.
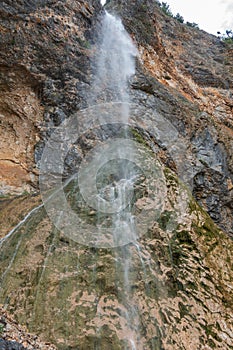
[90,10,144,348]
[91,11,137,108]
[91,10,138,244]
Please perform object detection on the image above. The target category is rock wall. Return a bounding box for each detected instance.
[0,0,233,349]
[0,0,232,234]
[0,65,42,195]
[107,0,233,237]
[0,171,232,349]
[0,0,101,194]
[0,306,57,349]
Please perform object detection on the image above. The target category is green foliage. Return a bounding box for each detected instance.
[0,323,4,333]
[160,2,173,17]
[158,2,199,29]
[186,21,199,28]
[0,193,10,198]
[22,190,30,196]
[217,29,233,44]
[175,13,184,23]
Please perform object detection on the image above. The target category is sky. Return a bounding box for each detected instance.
[166,0,233,35]
[101,0,233,36]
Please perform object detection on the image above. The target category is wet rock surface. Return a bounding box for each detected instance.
[0,306,57,349]
[0,0,233,349]
[107,0,233,237]
[0,0,102,194]
[0,0,232,234]
[0,170,233,349]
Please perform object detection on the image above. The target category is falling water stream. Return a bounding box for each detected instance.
[91,11,137,104]
[91,11,142,349]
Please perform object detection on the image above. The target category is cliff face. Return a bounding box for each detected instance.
[107,0,233,237]
[0,0,101,195]
[0,306,57,349]
[0,1,233,349]
[0,0,232,233]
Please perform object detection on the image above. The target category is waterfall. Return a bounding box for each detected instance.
[91,11,138,107]
[89,10,143,349]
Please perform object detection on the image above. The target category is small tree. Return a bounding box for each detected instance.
[160,2,173,17]
[217,29,233,44]
[175,13,184,23]
[186,21,199,29]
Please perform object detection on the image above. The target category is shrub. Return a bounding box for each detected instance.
[217,29,233,44]
[0,324,4,333]
[175,13,184,23]
[157,2,199,29]
[160,2,173,17]
[186,21,199,28]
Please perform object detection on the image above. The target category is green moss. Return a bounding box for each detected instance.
[189,197,222,242]
[192,217,220,241]
[202,218,220,239]
[164,167,179,189]
[169,229,197,267]
[178,302,190,318]
[204,324,223,343]
[0,193,10,198]
[169,241,183,265]
[166,225,198,269]
[0,323,4,334]
[188,197,199,213]
[157,210,173,230]
[175,230,196,248]
[130,128,150,148]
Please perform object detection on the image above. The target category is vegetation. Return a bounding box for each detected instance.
[186,22,199,29]
[0,194,10,198]
[174,13,184,23]
[157,1,199,29]
[217,29,233,44]
[0,323,4,334]
[160,2,173,17]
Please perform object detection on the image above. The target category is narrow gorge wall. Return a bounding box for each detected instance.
[0,1,233,349]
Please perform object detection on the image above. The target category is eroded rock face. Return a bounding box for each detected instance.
[107,0,233,237]
[0,0,233,349]
[0,66,42,195]
[0,0,101,194]
[0,0,232,233]
[0,170,232,349]
[0,306,57,349]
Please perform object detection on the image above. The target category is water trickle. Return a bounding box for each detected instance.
[0,203,44,248]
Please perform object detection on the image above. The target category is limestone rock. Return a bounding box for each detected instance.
[0,0,233,349]
[107,0,233,237]
[0,306,57,349]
